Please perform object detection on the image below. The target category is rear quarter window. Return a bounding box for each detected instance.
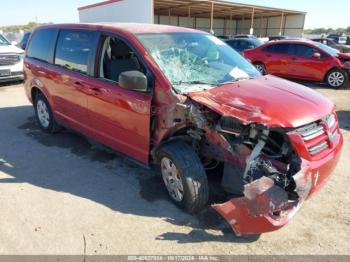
[263,43,291,54]
[262,44,275,52]
[27,28,58,63]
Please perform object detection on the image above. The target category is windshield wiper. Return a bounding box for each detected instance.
[218,77,253,86]
[173,80,218,86]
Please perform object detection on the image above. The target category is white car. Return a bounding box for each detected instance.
[0,34,24,83]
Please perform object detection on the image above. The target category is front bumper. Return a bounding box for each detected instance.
[212,132,343,236]
[0,72,24,83]
[0,60,24,83]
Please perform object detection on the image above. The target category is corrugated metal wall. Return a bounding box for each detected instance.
[154,14,305,37]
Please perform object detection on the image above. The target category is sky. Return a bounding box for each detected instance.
[0,0,349,29]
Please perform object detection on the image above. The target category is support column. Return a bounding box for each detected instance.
[250,8,255,35]
[230,9,233,36]
[279,12,284,36]
[168,9,171,25]
[210,2,214,33]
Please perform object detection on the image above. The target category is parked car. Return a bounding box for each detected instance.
[225,38,263,53]
[216,35,230,40]
[18,31,31,50]
[244,40,350,88]
[268,35,288,41]
[268,36,301,41]
[346,36,350,45]
[327,34,348,44]
[24,23,343,236]
[232,34,257,39]
[312,38,350,53]
[0,33,24,83]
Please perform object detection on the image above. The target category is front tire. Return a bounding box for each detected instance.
[326,68,349,88]
[158,141,209,214]
[34,92,61,133]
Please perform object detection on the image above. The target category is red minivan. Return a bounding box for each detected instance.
[244,40,350,88]
[24,23,343,236]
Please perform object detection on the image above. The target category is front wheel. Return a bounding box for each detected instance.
[326,68,349,88]
[158,141,209,214]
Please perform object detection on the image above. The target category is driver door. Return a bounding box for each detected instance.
[87,34,152,164]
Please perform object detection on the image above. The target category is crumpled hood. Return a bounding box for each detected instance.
[338,52,350,60]
[0,44,24,54]
[188,75,334,128]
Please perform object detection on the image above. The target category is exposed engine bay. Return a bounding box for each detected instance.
[186,102,302,199]
[158,99,308,235]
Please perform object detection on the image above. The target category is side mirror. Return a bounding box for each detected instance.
[11,41,18,46]
[312,52,321,59]
[119,71,148,92]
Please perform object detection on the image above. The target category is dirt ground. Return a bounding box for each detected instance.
[0,81,349,255]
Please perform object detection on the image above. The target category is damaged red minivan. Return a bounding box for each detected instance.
[24,23,343,236]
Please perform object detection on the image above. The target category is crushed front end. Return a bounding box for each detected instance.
[180,100,343,236]
[209,112,343,236]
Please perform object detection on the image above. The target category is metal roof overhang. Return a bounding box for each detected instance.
[153,0,305,19]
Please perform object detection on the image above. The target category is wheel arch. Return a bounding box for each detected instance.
[30,86,42,102]
[152,128,196,163]
[29,83,54,108]
[323,67,348,82]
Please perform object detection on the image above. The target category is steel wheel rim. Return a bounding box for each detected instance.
[255,64,265,74]
[161,157,184,202]
[36,100,50,128]
[328,72,345,87]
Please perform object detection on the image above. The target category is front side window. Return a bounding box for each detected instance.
[137,33,260,94]
[55,30,96,74]
[292,44,320,57]
[27,29,57,62]
[98,36,144,82]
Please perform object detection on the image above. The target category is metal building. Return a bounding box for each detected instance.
[78,0,306,37]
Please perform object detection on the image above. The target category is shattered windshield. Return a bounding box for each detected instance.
[137,33,260,94]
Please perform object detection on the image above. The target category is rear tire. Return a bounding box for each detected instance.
[325,68,349,88]
[254,62,267,75]
[157,141,209,213]
[34,92,61,133]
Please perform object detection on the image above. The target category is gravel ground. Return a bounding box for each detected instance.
[0,81,349,255]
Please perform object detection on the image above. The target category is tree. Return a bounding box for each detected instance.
[0,22,43,32]
[304,27,350,35]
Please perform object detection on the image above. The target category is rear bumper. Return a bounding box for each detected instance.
[212,133,343,236]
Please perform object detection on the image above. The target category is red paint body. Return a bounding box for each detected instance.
[243,40,350,82]
[24,24,343,236]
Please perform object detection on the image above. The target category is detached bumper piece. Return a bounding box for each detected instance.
[212,177,298,236]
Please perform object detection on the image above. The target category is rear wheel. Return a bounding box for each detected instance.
[158,141,209,213]
[254,62,267,75]
[326,68,349,88]
[34,92,61,133]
